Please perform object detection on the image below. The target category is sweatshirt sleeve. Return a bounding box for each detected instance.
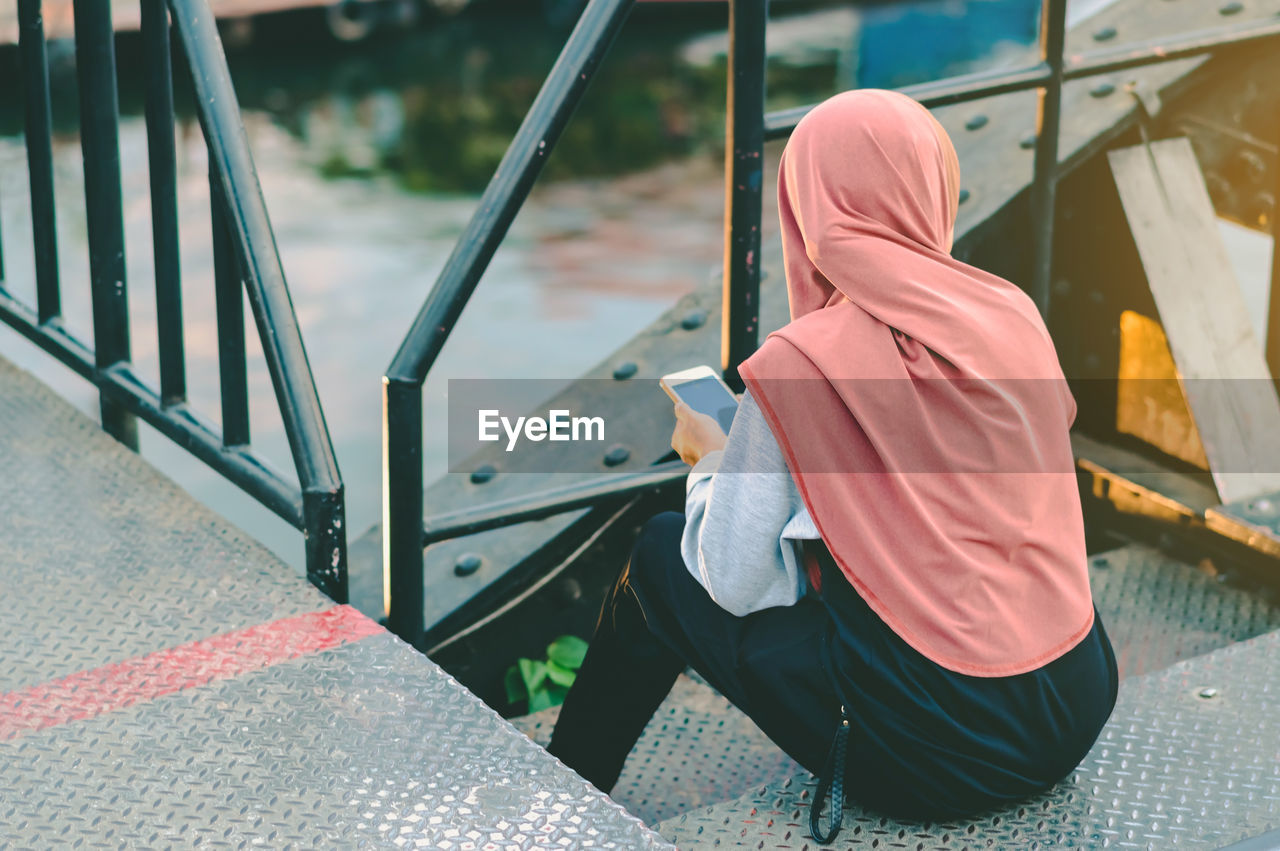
[680,390,820,617]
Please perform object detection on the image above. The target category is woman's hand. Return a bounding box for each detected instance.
[671,402,727,466]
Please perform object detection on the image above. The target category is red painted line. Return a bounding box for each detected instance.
[0,604,383,741]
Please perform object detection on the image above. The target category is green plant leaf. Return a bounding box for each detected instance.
[504,665,526,705]
[545,683,570,707]
[528,687,555,713]
[546,635,589,670]
[518,658,548,694]
[545,660,577,688]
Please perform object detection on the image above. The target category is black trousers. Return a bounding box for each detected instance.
[547,511,1118,820]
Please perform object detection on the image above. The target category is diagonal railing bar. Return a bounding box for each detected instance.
[383,0,636,645]
[168,0,348,598]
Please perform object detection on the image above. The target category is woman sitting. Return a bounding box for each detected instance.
[547,89,1118,842]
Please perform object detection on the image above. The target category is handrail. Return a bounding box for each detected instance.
[171,0,347,595]
[765,14,1280,138]
[1,0,347,600]
[381,0,1280,648]
[386,0,635,386]
[383,0,637,643]
[423,461,688,544]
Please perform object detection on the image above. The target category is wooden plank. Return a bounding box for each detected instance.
[1108,137,1280,504]
[1072,432,1219,527]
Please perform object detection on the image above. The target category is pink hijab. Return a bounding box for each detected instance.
[739,90,1093,677]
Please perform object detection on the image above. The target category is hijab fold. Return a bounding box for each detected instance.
[739,90,1093,676]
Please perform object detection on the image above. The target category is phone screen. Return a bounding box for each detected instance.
[673,377,738,433]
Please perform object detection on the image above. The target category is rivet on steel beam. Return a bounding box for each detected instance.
[558,577,583,603]
[1197,687,1219,699]
[1090,82,1115,98]
[1219,1,1243,14]
[965,114,989,131]
[1093,26,1117,41]
[1255,192,1275,228]
[454,553,483,577]
[1092,555,1110,570]
[603,444,631,466]
[958,188,970,205]
[1249,498,1275,514]
[680,310,708,331]
[470,464,497,484]
[1020,133,1037,150]
[612,361,638,380]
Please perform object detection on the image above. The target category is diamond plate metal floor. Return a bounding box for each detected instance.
[511,674,805,826]
[1087,546,1280,680]
[0,357,668,849]
[658,626,1280,849]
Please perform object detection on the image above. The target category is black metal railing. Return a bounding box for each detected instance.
[1,0,347,600]
[382,0,1280,646]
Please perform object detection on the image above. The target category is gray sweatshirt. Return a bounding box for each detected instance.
[680,390,821,616]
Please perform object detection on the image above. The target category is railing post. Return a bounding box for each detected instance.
[1028,0,1067,320]
[384,376,424,648]
[74,0,138,449]
[211,164,251,448]
[304,486,348,603]
[721,0,768,387]
[19,0,59,324]
[142,0,186,407]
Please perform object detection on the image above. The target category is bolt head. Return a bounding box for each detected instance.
[470,464,497,485]
[680,310,707,331]
[612,361,638,380]
[1197,687,1219,699]
[965,114,989,132]
[1093,26,1117,41]
[1090,82,1116,98]
[604,444,631,466]
[454,553,483,576]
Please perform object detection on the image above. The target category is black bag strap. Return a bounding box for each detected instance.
[808,542,854,844]
[809,703,850,844]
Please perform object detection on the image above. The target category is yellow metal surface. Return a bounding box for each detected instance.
[1115,309,1210,470]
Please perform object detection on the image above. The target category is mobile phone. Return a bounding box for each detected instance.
[660,365,739,434]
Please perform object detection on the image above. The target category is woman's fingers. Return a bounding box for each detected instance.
[671,402,728,466]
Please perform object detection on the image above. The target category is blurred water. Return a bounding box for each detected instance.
[3,0,1208,572]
